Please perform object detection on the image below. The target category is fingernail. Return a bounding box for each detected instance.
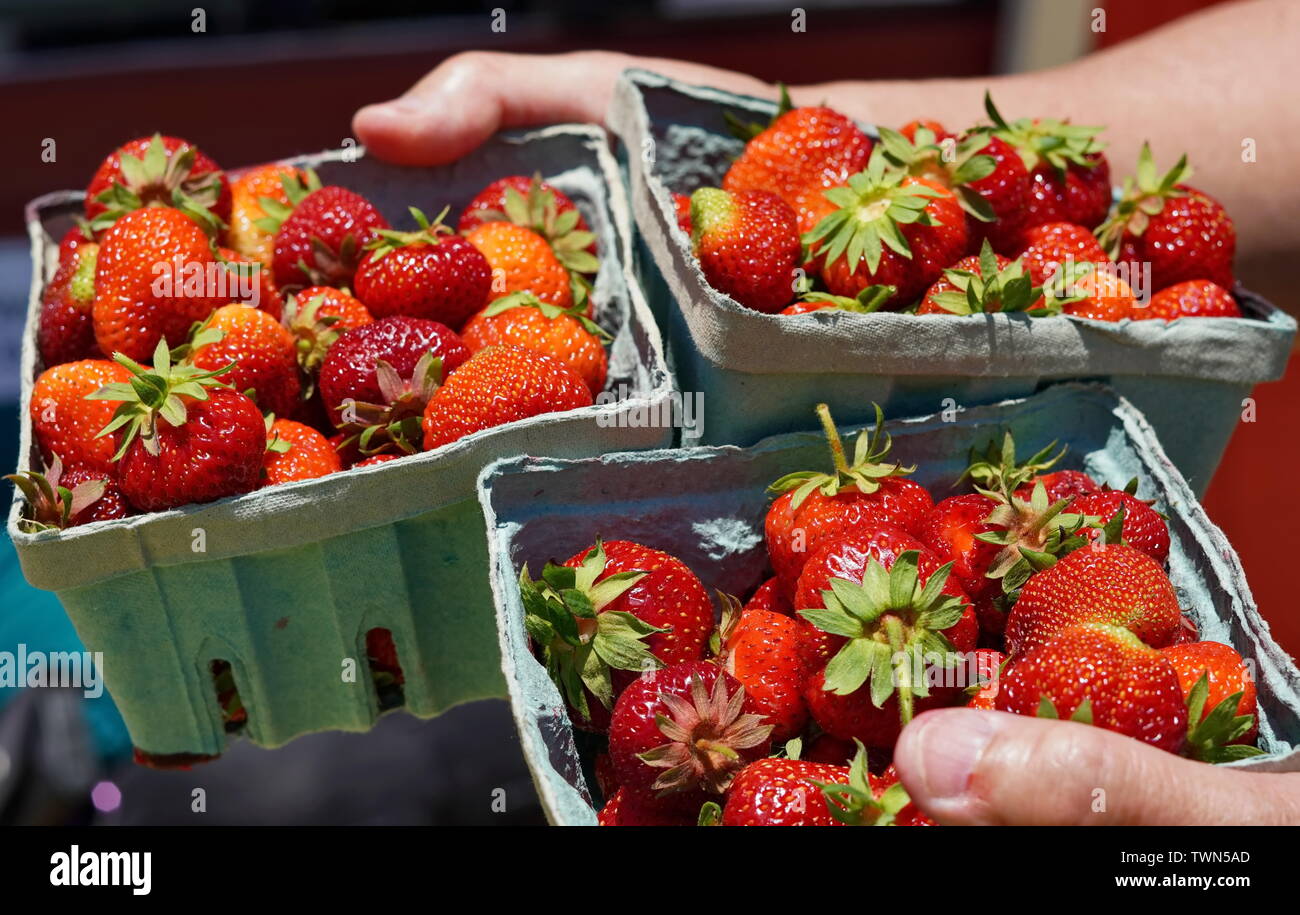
[912,709,1000,799]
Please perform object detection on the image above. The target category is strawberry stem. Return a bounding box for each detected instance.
[816,402,850,475]
[883,615,915,725]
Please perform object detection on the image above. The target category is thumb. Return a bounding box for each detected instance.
[893,708,1300,825]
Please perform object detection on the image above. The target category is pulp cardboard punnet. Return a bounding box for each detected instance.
[9,126,676,757]
[480,384,1300,825]
[608,69,1297,494]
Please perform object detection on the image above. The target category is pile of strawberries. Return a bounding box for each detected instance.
[14,134,609,529]
[678,92,1240,322]
[520,405,1262,826]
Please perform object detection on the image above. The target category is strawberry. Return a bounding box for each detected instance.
[225,163,303,269]
[263,417,342,486]
[92,207,225,362]
[1013,468,1099,503]
[965,647,1006,710]
[716,595,811,742]
[690,188,801,313]
[597,787,697,826]
[899,119,951,142]
[1049,261,1137,322]
[6,455,131,532]
[1073,487,1170,564]
[457,174,596,258]
[1160,641,1262,760]
[216,246,283,321]
[84,134,229,235]
[807,148,968,306]
[354,206,491,327]
[31,359,131,472]
[721,757,848,826]
[187,306,301,418]
[870,764,937,826]
[460,292,609,396]
[465,221,591,311]
[365,627,404,690]
[779,285,894,316]
[353,453,400,469]
[920,492,1003,600]
[1016,221,1112,286]
[318,316,469,442]
[421,345,592,450]
[90,341,266,511]
[39,241,101,365]
[743,577,791,616]
[1004,543,1183,656]
[723,103,872,235]
[995,622,1188,753]
[57,225,95,266]
[1096,143,1235,292]
[281,286,373,380]
[671,192,692,236]
[916,241,1047,315]
[608,661,773,810]
[1131,279,1241,321]
[262,171,390,290]
[766,404,933,600]
[985,95,1110,234]
[521,540,713,731]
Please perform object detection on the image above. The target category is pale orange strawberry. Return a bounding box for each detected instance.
[263,417,342,485]
[281,287,374,377]
[460,292,608,395]
[188,305,301,417]
[30,359,131,472]
[465,222,577,309]
[225,164,304,269]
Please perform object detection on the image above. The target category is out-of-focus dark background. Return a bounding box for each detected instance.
[1,0,1291,826]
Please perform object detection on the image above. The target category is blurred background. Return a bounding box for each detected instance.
[1,0,1292,825]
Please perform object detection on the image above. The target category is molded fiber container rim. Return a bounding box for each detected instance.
[480,384,1300,825]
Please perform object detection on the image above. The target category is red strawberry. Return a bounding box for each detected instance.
[1005,543,1182,656]
[1132,279,1240,321]
[1013,468,1099,503]
[671,192,692,235]
[872,764,937,826]
[965,647,1006,711]
[766,404,933,601]
[1160,641,1261,758]
[809,150,968,306]
[804,668,953,750]
[39,241,101,365]
[84,134,229,234]
[690,188,801,313]
[985,96,1110,234]
[92,341,266,511]
[365,627,404,688]
[457,174,589,239]
[263,417,342,486]
[722,757,848,826]
[1097,143,1235,292]
[265,171,390,289]
[521,540,713,732]
[216,246,284,321]
[960,134,1031,254]
[31,358,131,472]
[597,787,697,826]
[1073,488,1170,564]
[716,597,811,742]
[188,305,301,418]
[1052,262,1139,322]
[995,622,1188,753]
[608,661,773,810]
[779,285,894,317]
[92,207,225,362]
[354,206,491,327]
[318,316,469,438]
[460,292,609,396]
[920,492,1002,599]
[1017,221,1112,286]
[421,345,592,450]
[6,455,132,531]
[723,104,872,235]
[352,453,400,469]
[916,242,1047,315]
[744,577,791,616]
[57,225,94,266]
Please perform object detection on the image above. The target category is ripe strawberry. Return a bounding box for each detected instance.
[1013,469,1099,503]
[1097,143,1235,291]
[421,345,592,450]
[965,647,1006,711]
[460,292,609,396]
[1073,487,1170,564]
[985,95,1110,233]
[225,163,303,269]
[31,359,131,472]
[319,316,470,444]
[779,285,894,316]
[671,192,692,236]
[57,225,94,266]
[608,661,773,810]
[263,417,342,486]
[188,306,301,418]
[521,540,714,732]
[690,188,801,313]
[1131,279,1241,321]
[597,787,697,826]
[465,221,586,310]
[365,627,404,690]
[216,246,283,321]
[84,134,229,234]
[264,171,390,289]
[1016,221,1112,286]
[804,668,954,749]
[281,286,374,380]
[353,453,400,469]
[920,492,1002,599]
[995,622,1188,753]
[1160,641,1261,758]
[744,577,791,616]
[723,104,872,235]
[808,149,968,306]
[91,341,266,511]
[1005,543,1182,656]
[916,242,1047,315]
[354,206,491,327]
[6,455,131,532]
[721,757,848,826]
[39,241,100,365]
[457,174,597,262]
[766,404,933,600]
[92,207,225,362]
[716,596,811,742]
[1052,262,1137,322]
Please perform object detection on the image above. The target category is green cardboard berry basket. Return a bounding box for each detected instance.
[479,383,1300,825]
[9,125,676,758]
[608,69,1297,495]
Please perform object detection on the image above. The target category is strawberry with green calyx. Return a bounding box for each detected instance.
[336,350,445,456]
[262,169,390,290]
[917,240,1051,316]
[519,542,659,728]
[818,740,919,826]
[690,187,801,313]
[85,134,229,236]
[713,593,811,742]
[252,168,322,234]
[458,174,598,264]
[799,550,971,727]
[1161,640,1263,761]
[6,454,129,532]
[780,284,895,316]
[1181,673,1264,764]
[722,756,850,826]
[281,288,372,381]
[971,479,1102,596]
[874,125,999,222]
